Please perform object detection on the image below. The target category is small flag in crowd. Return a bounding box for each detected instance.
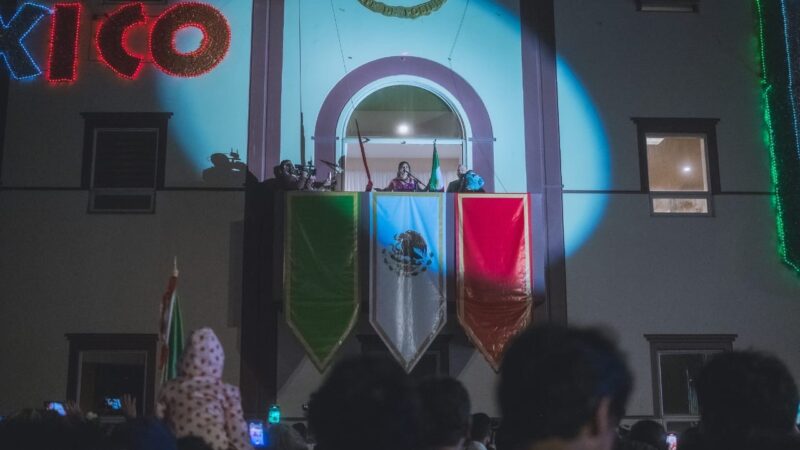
[159,259,185,383]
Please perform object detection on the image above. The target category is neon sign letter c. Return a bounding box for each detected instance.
[96,2,146,79]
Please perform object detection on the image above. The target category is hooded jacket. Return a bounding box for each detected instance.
[156,328,251,450]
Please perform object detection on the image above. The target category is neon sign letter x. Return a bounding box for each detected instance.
[0,3,50,79]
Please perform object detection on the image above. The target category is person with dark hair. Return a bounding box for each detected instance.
[268,423,308,450]
[675,426,703,450]
[275,160,311,191]
[696,350,800,449]
[176,436,215,450]
[497,324,633,450]
[417,376,471,450]
[290,422,307,442]
[627,420,667,450]
[0,409,71,450]
[384,161,422,191]
[308,355,422,450]
[446,164,485,193]
[108,417,178,450]
[0,408,106,450]
[466,413,493,450]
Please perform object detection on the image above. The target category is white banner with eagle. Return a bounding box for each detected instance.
[370,192,447,372]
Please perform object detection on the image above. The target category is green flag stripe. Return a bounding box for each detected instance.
[284,192,359,370]
[162,293,184,383]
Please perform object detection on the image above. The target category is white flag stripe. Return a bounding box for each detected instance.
[370,192,447,372]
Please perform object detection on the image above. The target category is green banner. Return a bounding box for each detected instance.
[284,192,360,370]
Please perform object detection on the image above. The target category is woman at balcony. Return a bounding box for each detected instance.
[384,161,422,192]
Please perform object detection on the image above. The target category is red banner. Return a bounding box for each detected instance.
[456,194,533,371]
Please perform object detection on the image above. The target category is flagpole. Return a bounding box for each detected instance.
[355,120,373,191]
[160,257,180,383]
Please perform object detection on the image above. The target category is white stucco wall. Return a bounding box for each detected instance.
[1,0,252,187]
[0,191,244,413]
[0,0,250,413]
[280,0,527,193]
[2,0,797,425]
[556,0,800,418]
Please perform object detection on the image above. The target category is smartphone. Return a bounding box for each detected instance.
[248,420,268,448]
[104,397,122,410]
[45,401,67,416]
[268,404,281,424]
[666,433,678,450]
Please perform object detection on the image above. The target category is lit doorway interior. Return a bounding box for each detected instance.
[340,85,465,191]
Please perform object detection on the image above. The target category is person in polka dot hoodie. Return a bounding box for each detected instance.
[156,327,251,450]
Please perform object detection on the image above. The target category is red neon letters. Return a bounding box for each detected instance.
[96,2,147,79]
[41,1,230,82]
[47,3,81,82]
[150,3,231,77]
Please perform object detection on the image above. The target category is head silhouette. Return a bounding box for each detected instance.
[498,324,632,450]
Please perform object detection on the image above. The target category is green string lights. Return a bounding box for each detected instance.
[755,0,800,275]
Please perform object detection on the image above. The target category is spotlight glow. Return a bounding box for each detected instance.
[397,123,411,135]
[154,0,250,181]
[558,56,611,257]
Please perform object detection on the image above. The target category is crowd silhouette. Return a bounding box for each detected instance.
[1,324,798,450]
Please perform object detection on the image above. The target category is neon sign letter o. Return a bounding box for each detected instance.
[149,2,230,77]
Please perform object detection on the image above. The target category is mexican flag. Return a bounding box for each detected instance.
[158,264,185,382]
[427,143,444,191]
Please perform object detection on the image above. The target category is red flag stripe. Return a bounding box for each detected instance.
[355,120,373,191]
[456,194,533,371]
[158,275,177,374]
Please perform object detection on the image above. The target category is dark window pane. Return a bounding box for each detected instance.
[93,130,159,188]
[660,353,706,415]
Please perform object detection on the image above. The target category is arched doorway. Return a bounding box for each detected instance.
[339,82,468,191]
[313,56,495,192]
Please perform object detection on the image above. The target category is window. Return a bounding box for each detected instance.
[645,334,736,434]
[66,333,158,420]
[634,118,720,215]
[81,113,172,213]
[635,0,699,13]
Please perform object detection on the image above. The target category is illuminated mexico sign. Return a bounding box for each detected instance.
[3,2,230,81]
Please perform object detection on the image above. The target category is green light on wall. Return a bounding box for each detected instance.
[755,0,800,275]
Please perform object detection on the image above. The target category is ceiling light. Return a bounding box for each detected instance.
[682,165,692,173]
[397,123,411,135]
[647,137,664,146]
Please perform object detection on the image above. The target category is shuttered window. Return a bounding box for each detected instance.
[81,113,172,213]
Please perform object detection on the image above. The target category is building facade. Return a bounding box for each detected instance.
[1,0,797,430]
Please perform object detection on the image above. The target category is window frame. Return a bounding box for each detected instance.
[635,0,700,13]
[81,112,172,190]
[65,333,159,417]
[337,78,473,189]
[644,334,736,423]
[633,118,721,216]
